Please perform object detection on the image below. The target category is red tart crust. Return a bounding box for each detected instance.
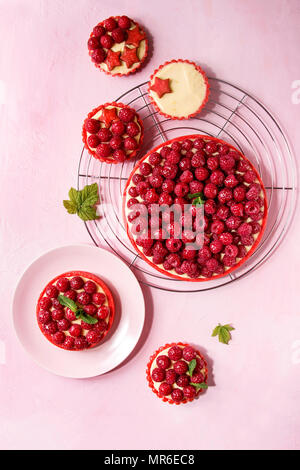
[82,102,144,164]
[88,16,148,77]
[148,59,210,120]
[146,342,208,405]
[36,271,115,351]
[123,135,268,282]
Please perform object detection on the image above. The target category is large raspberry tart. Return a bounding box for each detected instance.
[36,271,115,351]
[148,60,210,119]
[123,135,268,281]
[146,342,208,405]
[87,16,148,76]
[82,102,144,163]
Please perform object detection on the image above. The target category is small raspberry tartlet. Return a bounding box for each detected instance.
[148,59,210,119]
[123,134,268,281]
[146,342,208,405]
[87,15,148,76]
[36,271,115,351]
[82,102,144,163]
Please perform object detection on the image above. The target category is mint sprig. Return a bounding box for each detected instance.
[212,323,235,345]
[187,359,197,377]
[187,192,205,206]
[63,183,99,221]
[190,382,208,391]
[58,294,98,325]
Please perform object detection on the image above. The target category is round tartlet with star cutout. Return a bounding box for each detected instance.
[148,59,210,119]
[87,15,148,76]
[82,102,144,164]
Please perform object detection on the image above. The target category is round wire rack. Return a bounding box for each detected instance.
[78,78,297,292]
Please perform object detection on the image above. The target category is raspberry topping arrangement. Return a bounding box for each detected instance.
[36,271,115,351]
[123,135,268,281]
[87,16,148,76]
[146,342,208,405]
[82,102,144,163]
[148,60,210,119]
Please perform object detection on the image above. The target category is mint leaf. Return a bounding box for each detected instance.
[58,294,78,312]
[63,183,99,221]
[212,323,234,345]
[187,192,203,200]
[190,382,208,391]
[188,359,197,377]
[187,192,205,206]
[76,309,98,325]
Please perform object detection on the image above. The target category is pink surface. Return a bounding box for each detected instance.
[1,0,300,450]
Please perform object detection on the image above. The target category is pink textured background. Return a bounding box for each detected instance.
[1,0,300,450]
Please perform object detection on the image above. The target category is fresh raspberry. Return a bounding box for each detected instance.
[39,297,52,310]
[86,330,101,344]
[51,309,65,321]
[104,17,117,31]
[164,369,177,385]
[162,179,175,193]
[183,385,197,399]
[224,244,238,258]
[245,200,260,216]
[237,222,253,237]
[152,166,163,177]
[97,128,112,142]
[165,253,181,269]
[69,324,82,337]
[74,336,88,350]
[119,107,135,122]
[246,183,261,200]
[44,321,58,335]
[206,156,219,171]
[38,310,51,325]
[171,389,184,403]
[182,346,197,362]
[182,139,193,151]
[238,160,251,172]
[224,174,238,188]
[159,192,173,205]
[64,336,75,350]
[77,292,91,305]
[191,151,206,167]
[238,245,247,258]
[233,186,246,202]
[223,255,236,266]
[219,232,233,245]
[151,367,165,382]
[160,146,171,159]
[45,285,58,299]
[133,175,144,186]
[111,120,125,135]
[181,230,196,244]
[189,181,203,193]
[244,170,256,183]
[81,320,93,331]
[180,170,194,183]
[218,188,232,204]
[139,162,152,176]
[109,136,123,150]
[206,257,219,272]
[91,48,106,64]
[174,183,189,197]
[210,170,224,185]
[53,332,65,345]
[241,235,254,246]
[179,157,191,171]
[57,318,71,331]
[64,289,77,301]
[156,355,171,369]
[128,187,138,198]
[51,299,64,310]
[168,345,183,361]
[100,34,114,49]
[226,216,241,230]
[205,141,218,155]
[251,221,261,234]
[149,175,163,189]
[176,374,190,388]
[167,150,181,164]
[84,304,97,316]
[193,138,205,150]
[161,164,178,179]
[201,266,212,278]
[118,15,131,29]
[136,181,150,195]
[83,281,96,294]
[197,246,211,264]
[88,36,100,50]
[127,198,139,208]
[126,121,140,137]
[210,239,223,254]
[195,167,209,181]
[158,382,172,396]
[113,149,127,162]
[93,25,106,37]
[182,248,197,260]
[171,141,182,152]
[204,199,217,215]
[65,308,76,321]
[145,188,159,204]
[191,372,204,383]
[96,143,111,158]
[211,220,224,235]
[149,152,162,166]
[92,292,106,305]
[97,306,110,320]
[218,144,230,155]
[216,205,229,220]
[111,27,126,43]
[85,118,101,134]
[220,154,235,171]
[94,319,108,333]
[230,202,244,217]
[124,137,138,150]
[87,134,100,148]
[204,183,218,199]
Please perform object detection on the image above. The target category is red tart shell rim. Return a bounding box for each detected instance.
[82,101,144,164]
[147,59,210,120]
[36,270,115,351]
[122,134,268,282]
[146,342,208,405]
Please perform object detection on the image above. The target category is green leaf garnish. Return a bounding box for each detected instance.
[58,294,78,312]
[190,382,208,391]
[63,183,99,221]
[58,295,98,324]
[187,192,203,200]
[76,309,98,325]
[212,323,235,345]
[187,192,205,206]
[187,359,197,377]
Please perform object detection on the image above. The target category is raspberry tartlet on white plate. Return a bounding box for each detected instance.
[146,342,208,405]
[123,135,268,281]
[148,60,210,119]
[87,15,148,76]
[82,102,144,163]
[36,271,115,351]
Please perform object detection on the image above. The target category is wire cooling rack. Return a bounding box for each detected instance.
[77,78,297,292]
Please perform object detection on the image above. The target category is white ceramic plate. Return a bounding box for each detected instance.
[13,244,145,378]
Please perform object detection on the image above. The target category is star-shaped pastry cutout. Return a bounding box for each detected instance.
[100,107,118,127]
[104,49,121,72]
[150,77,172,98]
[120,46,139,68]
[126,26,145,47]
